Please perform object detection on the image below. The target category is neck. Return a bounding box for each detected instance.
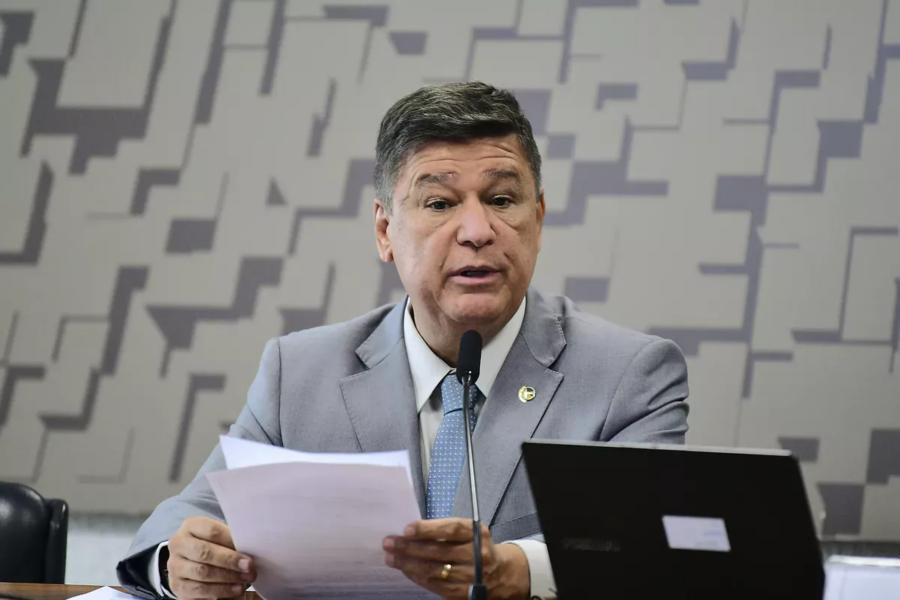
[410,304,512,367]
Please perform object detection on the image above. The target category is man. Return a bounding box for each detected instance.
[117,82,689,600]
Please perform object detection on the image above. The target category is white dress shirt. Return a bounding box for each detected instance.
[148,296,556,599]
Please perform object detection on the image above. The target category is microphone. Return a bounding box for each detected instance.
[456,330,487,600]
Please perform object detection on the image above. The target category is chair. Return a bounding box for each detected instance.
[0,482,68,583]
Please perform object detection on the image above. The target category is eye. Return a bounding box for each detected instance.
[426,198,451,211]
[491,195,513,207]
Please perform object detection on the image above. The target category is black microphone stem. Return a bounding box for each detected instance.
[462,372,488,600]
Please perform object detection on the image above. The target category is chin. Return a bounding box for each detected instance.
[446,293,509,326]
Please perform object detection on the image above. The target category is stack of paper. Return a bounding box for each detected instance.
[207,436,432,599]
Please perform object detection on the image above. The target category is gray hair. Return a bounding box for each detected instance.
[374,81,542,209]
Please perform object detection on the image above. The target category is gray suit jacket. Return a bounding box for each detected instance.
[117,288,689,597]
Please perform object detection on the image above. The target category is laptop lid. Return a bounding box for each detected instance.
[522,440,825,600]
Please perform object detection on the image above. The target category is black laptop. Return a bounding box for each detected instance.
[522,440,825,600]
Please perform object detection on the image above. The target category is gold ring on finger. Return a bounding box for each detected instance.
[440,563,452,580]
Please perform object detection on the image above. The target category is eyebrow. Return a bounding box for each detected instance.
[482,169,522,183]
[413,172,455,189]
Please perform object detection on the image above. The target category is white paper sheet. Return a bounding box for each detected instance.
[66,587,137,600]
[208,437,430,599]
[824,557,900,600]
[219,436,414,486]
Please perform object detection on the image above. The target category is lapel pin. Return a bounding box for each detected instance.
[518,386,536,403]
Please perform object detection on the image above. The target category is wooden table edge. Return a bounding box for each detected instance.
[0,584,259,600]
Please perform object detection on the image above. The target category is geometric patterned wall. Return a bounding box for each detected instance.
[0,0,898,540]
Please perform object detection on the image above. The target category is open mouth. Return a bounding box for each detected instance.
[452,267,500,282]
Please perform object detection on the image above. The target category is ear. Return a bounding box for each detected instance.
[535,188,546,253]
[374,198,393,263]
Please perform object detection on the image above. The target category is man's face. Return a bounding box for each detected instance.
[374,135,545,332]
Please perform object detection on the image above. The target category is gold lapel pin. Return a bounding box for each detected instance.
[518,386,536,403]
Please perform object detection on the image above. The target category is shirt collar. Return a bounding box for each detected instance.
[403,296,527,414]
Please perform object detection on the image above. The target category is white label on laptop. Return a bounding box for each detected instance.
[662,516,731,552]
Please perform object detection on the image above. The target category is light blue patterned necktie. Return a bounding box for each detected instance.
[426,373,479,519]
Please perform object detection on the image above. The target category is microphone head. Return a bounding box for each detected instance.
[456,330,483,385]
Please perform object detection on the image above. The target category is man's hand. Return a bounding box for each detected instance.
[383,518,530,600]
[166,517,256,600]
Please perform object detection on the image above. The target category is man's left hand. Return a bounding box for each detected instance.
[383,518,530,600]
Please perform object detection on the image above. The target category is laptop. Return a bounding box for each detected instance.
[522,440,826,600]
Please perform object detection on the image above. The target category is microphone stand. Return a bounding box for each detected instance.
[461,371,488,600]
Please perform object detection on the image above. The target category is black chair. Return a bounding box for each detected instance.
[0,482,68,583]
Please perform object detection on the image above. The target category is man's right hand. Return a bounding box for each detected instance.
[166,517,256,600]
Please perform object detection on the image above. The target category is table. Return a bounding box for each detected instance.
[0,584,260,600]
[0,585,103,600]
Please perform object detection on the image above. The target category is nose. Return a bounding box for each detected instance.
[456,197,495,249]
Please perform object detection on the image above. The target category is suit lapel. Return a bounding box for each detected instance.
[339,301,427,516]
[451,289,567,526]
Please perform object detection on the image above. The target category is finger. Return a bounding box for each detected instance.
[403,518,476,542]
[383,537,473,564]
[171,578,245,599]
[173,537,252,574]
[186,517,236,549]
[387,553,473,582]
[176,557,254,584]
